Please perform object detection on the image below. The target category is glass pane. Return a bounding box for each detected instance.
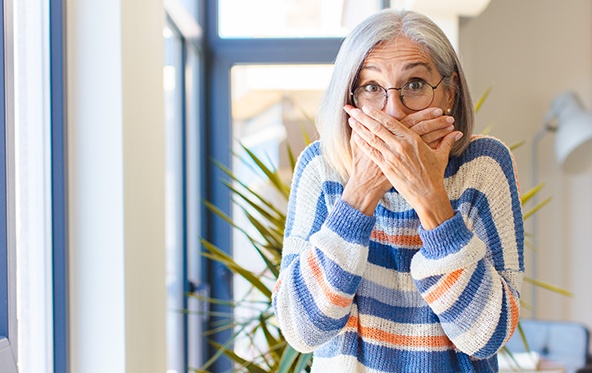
[230,64,332,361]
[163,25,185,373]
[219,0,381,38]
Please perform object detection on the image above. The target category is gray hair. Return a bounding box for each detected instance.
[316,8,474,181]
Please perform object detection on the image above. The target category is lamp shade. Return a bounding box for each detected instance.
[549,92,592,173]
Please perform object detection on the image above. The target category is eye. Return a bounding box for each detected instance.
[405,79,427,91]
[361,84,383,94]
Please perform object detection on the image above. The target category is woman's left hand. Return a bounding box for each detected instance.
[343,104,463,229]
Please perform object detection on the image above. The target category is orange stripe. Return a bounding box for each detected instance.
[346,316,453,348]
[371,230,423,247]
[505,282,520,338]
[305,250,351,308]
[424,268,464,304]
[272,278,282,295]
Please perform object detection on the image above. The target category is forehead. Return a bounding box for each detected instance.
[362,37,434,72]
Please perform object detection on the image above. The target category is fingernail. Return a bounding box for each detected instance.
[433,108,443,116]
[446,116,455,124]
[455,132,464,141]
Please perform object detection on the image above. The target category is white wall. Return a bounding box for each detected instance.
[459,0,592,329]
[67,0,166,372]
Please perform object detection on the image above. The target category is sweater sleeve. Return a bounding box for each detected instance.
[410,136,524,359]
[272,143,375,353]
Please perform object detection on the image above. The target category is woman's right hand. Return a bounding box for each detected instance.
[341,125,392,216]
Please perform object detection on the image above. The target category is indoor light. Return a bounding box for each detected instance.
[546,91,592,173]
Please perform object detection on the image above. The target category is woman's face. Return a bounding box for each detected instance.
[355,36,455,120]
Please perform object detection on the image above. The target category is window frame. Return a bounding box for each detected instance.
[49,0,69,371]
[0,0,18,370]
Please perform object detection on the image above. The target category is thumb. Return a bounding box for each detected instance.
[437,131,463,154]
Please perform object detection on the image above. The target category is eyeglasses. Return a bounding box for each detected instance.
[351,75,447,112]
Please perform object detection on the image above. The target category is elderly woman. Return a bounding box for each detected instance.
[272,8,524,373]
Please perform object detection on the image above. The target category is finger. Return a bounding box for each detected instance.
[437,131,464,154]
[358,106,411,139]
[421,125,455,146]
[349,117,389,153]
[352,129,384,165]
[400,107,444,129]
[345,106,386,136]
[410,115,455,137]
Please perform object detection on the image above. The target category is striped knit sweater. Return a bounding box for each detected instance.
[272,136,524,372]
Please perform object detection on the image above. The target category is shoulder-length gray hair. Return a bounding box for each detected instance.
[316,8,474,181]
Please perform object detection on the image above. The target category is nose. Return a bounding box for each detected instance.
[383,89,410,120]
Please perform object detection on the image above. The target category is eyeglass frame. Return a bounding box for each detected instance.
[350,75,448,112]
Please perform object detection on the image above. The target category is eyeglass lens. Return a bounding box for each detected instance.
[352,79,441,111]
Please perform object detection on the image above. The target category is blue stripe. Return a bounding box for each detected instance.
[458,186,523,271]
[324,199,375,245]
[314,247,362,294]
[418,212,473,259]
[414,273,444,293]
[279,253,299,272]
[375,203,418,220]
[306,191,328,239]
[449,137,524,271]
[358,279,427,308]
[315,331,498,372]
[291,259,350,333]
[438,260,487,322]
[474,288,509,358]
[441,265,495,340]
[367,242,416,272]
[357,295,439,324]
[285,142,322,237]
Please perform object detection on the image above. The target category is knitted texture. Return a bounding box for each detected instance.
[272,136,524,373]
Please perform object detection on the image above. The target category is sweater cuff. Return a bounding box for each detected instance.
[418,212,473,259]
[324,199,376,245]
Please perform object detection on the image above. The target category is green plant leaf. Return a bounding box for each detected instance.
[520,184,545,206]
[259,315,281,362]
[210,341,270,373]
[286,142,297,173]
[522,197,552,220]
[201,240,273,298]
[523,277,573,297]
[508,139,526,151]
[277,345,301,373]
[293,353,313,372]
[240,144,291,199]
[474,86,492,113]
[214,159,286,218]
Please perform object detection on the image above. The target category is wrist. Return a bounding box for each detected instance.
[414,191,455,230]
[342,184,382,216]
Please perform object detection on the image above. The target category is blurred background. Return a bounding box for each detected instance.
[7,0,592,372]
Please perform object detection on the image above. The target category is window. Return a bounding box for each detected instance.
[219,0,382,38]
